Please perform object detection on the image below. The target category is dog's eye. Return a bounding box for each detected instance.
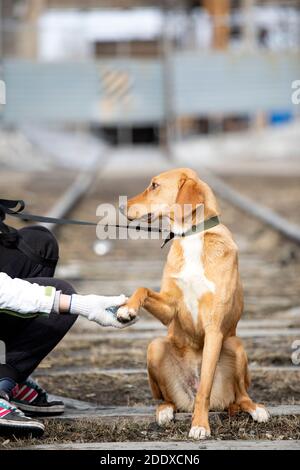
[150,182,159,190]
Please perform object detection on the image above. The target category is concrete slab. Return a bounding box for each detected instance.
[71,317,298,334]
[48,395,95,411]
[236,328,300,338]
[22,440,300,450]
[65,315,299,339]
[36,364,299,377]
[44,404,300,421]
[58,328,300,343]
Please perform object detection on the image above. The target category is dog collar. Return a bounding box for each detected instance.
[161,215,220,248]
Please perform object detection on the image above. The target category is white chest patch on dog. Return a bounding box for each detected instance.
[174,234,215,325]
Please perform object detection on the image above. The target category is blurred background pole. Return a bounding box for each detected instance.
[0,0,9,59]
[18,0,45,59]
[203,0,230,135]
[0,0,5,124]
[241,0,266,131]
[203,0,230,50]
[161,0,175,160]
[0,0,17,58]
[0,0,2,60]
[0,1,3,63]
[242,0,256,50]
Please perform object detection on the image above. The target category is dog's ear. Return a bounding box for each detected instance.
[176,177,219,220]
[176,178,203,210]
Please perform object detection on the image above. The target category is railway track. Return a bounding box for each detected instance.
[35,168,300,244]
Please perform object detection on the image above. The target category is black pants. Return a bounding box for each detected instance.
[0,226,77,383]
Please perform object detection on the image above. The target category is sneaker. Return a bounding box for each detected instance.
[11,377,64,416]
[0,391,44,437]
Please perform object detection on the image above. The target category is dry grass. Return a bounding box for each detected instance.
[1,415,299,449]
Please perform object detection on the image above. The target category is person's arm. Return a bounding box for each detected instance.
[0,272,56,317]
[59,294,71,313]
[0,272,134,328]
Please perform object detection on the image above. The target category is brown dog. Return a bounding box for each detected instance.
[117,168,269,440]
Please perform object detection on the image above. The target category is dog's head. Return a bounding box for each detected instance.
[121,168,219,234]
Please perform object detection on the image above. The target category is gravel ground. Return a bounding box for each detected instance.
[0,129,52,171]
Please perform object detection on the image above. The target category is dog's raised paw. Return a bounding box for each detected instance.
[188,426,211,440]
[250,406,270,423]
[157,406,174,426]
[117,306,137,322]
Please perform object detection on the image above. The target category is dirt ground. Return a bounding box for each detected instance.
[0,170,299,447]
[35,368,300,408]
[38,334,298,370]
[222,175,300,226]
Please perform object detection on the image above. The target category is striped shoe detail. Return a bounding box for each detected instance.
[12,384,38,403]
[0,397,45,435]
[0,399,20,418]
[0,408,11,418]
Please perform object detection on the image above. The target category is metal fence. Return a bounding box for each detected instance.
[1,51,299,124]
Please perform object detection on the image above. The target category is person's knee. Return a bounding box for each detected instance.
[18,226,59,262]
[48,308,77,334]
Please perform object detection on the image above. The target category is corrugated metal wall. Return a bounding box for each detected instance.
[174,52,300,114]
[2,61,98,123]
[1,52,299,124]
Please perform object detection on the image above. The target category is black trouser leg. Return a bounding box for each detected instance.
[0,226,77,382]
[0,225,59,278]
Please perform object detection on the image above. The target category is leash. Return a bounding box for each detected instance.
[0,197,163,230]
[0,198,220,259]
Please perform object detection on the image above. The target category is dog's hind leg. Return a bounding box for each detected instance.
[149,371,175,426]
[148,370,163,400]
[147,337,194,426]
[148,338,176,426]
[224,336,270,423]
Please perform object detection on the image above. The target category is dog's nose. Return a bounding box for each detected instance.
[119,204,127,215]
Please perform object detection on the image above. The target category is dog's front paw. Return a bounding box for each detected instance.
[117,305,138,323]
[188,425,211,440]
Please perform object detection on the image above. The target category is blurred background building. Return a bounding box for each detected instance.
[0,0,299,153]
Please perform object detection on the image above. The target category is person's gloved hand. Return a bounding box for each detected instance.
[69,294,136,328]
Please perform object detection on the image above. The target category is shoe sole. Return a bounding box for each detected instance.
[0,418,44,437]
[11,401,65,416]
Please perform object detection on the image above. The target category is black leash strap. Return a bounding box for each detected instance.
[0,199,165,266]
[0,198,162,231]
[0,198,166,266]
[0,199,220,264]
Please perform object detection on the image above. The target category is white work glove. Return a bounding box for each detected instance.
[69,294,136,329]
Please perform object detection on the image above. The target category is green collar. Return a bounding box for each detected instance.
[161,215,220,248]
